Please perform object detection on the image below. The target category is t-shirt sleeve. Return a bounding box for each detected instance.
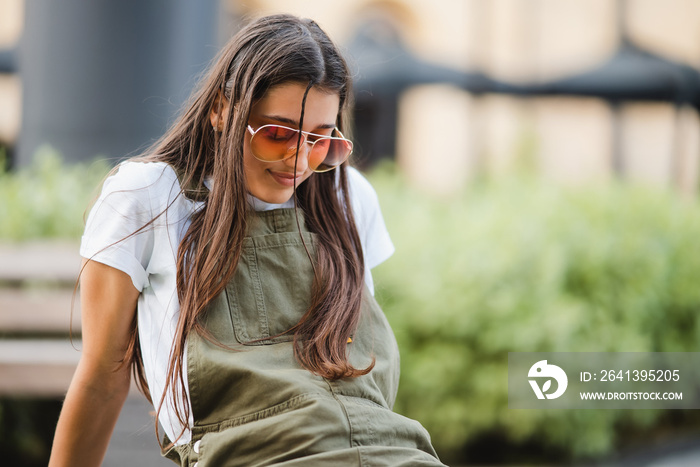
[346,167,395,270]
[80,162,158,291]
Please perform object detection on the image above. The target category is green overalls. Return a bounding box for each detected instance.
[163,209,444,466]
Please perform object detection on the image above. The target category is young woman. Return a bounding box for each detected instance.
[50,14,444,466]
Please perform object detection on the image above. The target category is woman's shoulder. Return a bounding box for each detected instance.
[344,165,395,270]
[100,160,186,208]
[105,160,179,192]
[346,166,380,207]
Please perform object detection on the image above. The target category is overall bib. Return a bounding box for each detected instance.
[163,209,444,466]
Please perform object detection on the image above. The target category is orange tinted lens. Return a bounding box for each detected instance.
[309,137,353,172]
[250,125,299,161]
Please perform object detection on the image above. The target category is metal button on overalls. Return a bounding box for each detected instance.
[163,209,444,466]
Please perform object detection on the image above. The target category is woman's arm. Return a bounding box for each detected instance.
[49,260,141,467]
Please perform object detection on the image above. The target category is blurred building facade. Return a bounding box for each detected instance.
[1,0,221,167]
[228,0,700,195]
[0,0,22,152]
[1,0,699,194]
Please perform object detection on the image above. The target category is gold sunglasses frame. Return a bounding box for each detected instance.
[246,124,353,173]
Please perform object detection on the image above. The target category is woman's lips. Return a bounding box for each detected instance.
[268,170,303,187]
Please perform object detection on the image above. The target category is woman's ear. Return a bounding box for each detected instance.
[209,93,230,132]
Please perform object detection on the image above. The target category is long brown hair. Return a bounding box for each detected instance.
[119,14,371,443]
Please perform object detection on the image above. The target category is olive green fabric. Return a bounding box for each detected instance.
[163,209,444,466]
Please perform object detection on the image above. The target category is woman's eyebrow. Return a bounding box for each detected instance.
[261,114,336,130]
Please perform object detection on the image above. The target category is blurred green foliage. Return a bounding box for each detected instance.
[0,147,110,241]
[368,163,700,463]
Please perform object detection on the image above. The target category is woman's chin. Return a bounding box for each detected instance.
[250,188,294,205]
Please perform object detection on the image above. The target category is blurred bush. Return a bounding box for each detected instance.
[0,147,110,241]
[368,163,700,463]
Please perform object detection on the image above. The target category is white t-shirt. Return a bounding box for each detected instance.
[80,161,394,444]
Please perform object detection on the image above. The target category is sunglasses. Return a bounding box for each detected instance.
[247,124,353,173]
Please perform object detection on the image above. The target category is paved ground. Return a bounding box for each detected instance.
[588,439,700,467]
[103,396,171,467]
[644,451,700,467]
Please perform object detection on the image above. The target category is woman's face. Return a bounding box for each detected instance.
[214,82,341,204]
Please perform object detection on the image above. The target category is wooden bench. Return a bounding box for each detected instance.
[0,241,83,396]
[0,243,171,464]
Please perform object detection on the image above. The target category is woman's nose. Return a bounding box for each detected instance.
[283,140,311,171]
